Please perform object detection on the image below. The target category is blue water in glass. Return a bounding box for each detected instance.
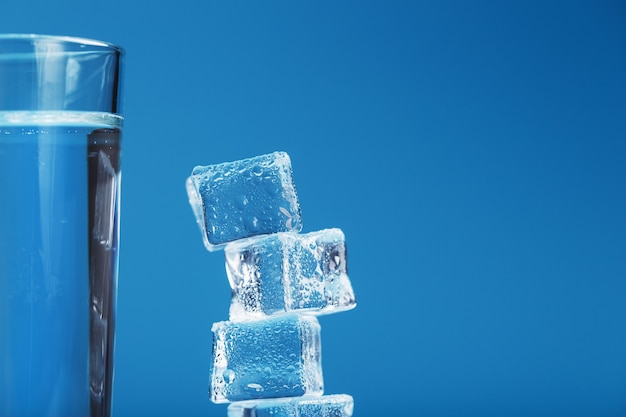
[0,111,121,416]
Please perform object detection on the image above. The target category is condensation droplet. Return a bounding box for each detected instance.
[222,369,235,384]
[251,165,263,176]
[247,383,263,392]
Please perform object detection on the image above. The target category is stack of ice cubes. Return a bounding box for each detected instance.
[186,151,357,416]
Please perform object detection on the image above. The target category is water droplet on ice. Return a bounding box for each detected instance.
[251,165,263,176]
[247,383,263,392]
[222,369,235,384]
[234,194,249,210]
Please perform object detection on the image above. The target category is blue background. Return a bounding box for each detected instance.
[4,1,625,416]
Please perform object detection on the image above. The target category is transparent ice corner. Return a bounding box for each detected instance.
[185,175,212,250]
[225,228,356,321]
[185,151,303,252]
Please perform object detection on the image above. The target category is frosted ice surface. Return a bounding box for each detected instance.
[186,151,302,251]
[225,228,356,320]
[210,314,323,404]
[227,394,354,417]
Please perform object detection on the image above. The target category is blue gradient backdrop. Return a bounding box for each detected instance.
[3,1,625,416]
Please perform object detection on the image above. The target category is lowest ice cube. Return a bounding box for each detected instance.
[186,151,302,251]
[225,228,356,320]
[227,394,354,417]
[210,314,323,403]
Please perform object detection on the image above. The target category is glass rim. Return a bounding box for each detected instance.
[0,110,124,127]
[0,33,123,54]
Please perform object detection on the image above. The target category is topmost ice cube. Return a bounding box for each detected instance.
[186,151,302,251]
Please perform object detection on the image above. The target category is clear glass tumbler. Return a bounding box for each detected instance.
[0,34,123,417]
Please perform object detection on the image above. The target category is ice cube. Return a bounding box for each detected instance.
[210,314,323,403]
[224,228,356,320]
[227,394,354,417]
[186,151,302,251]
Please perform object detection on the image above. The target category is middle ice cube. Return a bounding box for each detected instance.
[210,314,323,403]
[225,228,356,320]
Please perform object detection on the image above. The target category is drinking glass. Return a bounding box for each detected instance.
[0,34,123,417]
